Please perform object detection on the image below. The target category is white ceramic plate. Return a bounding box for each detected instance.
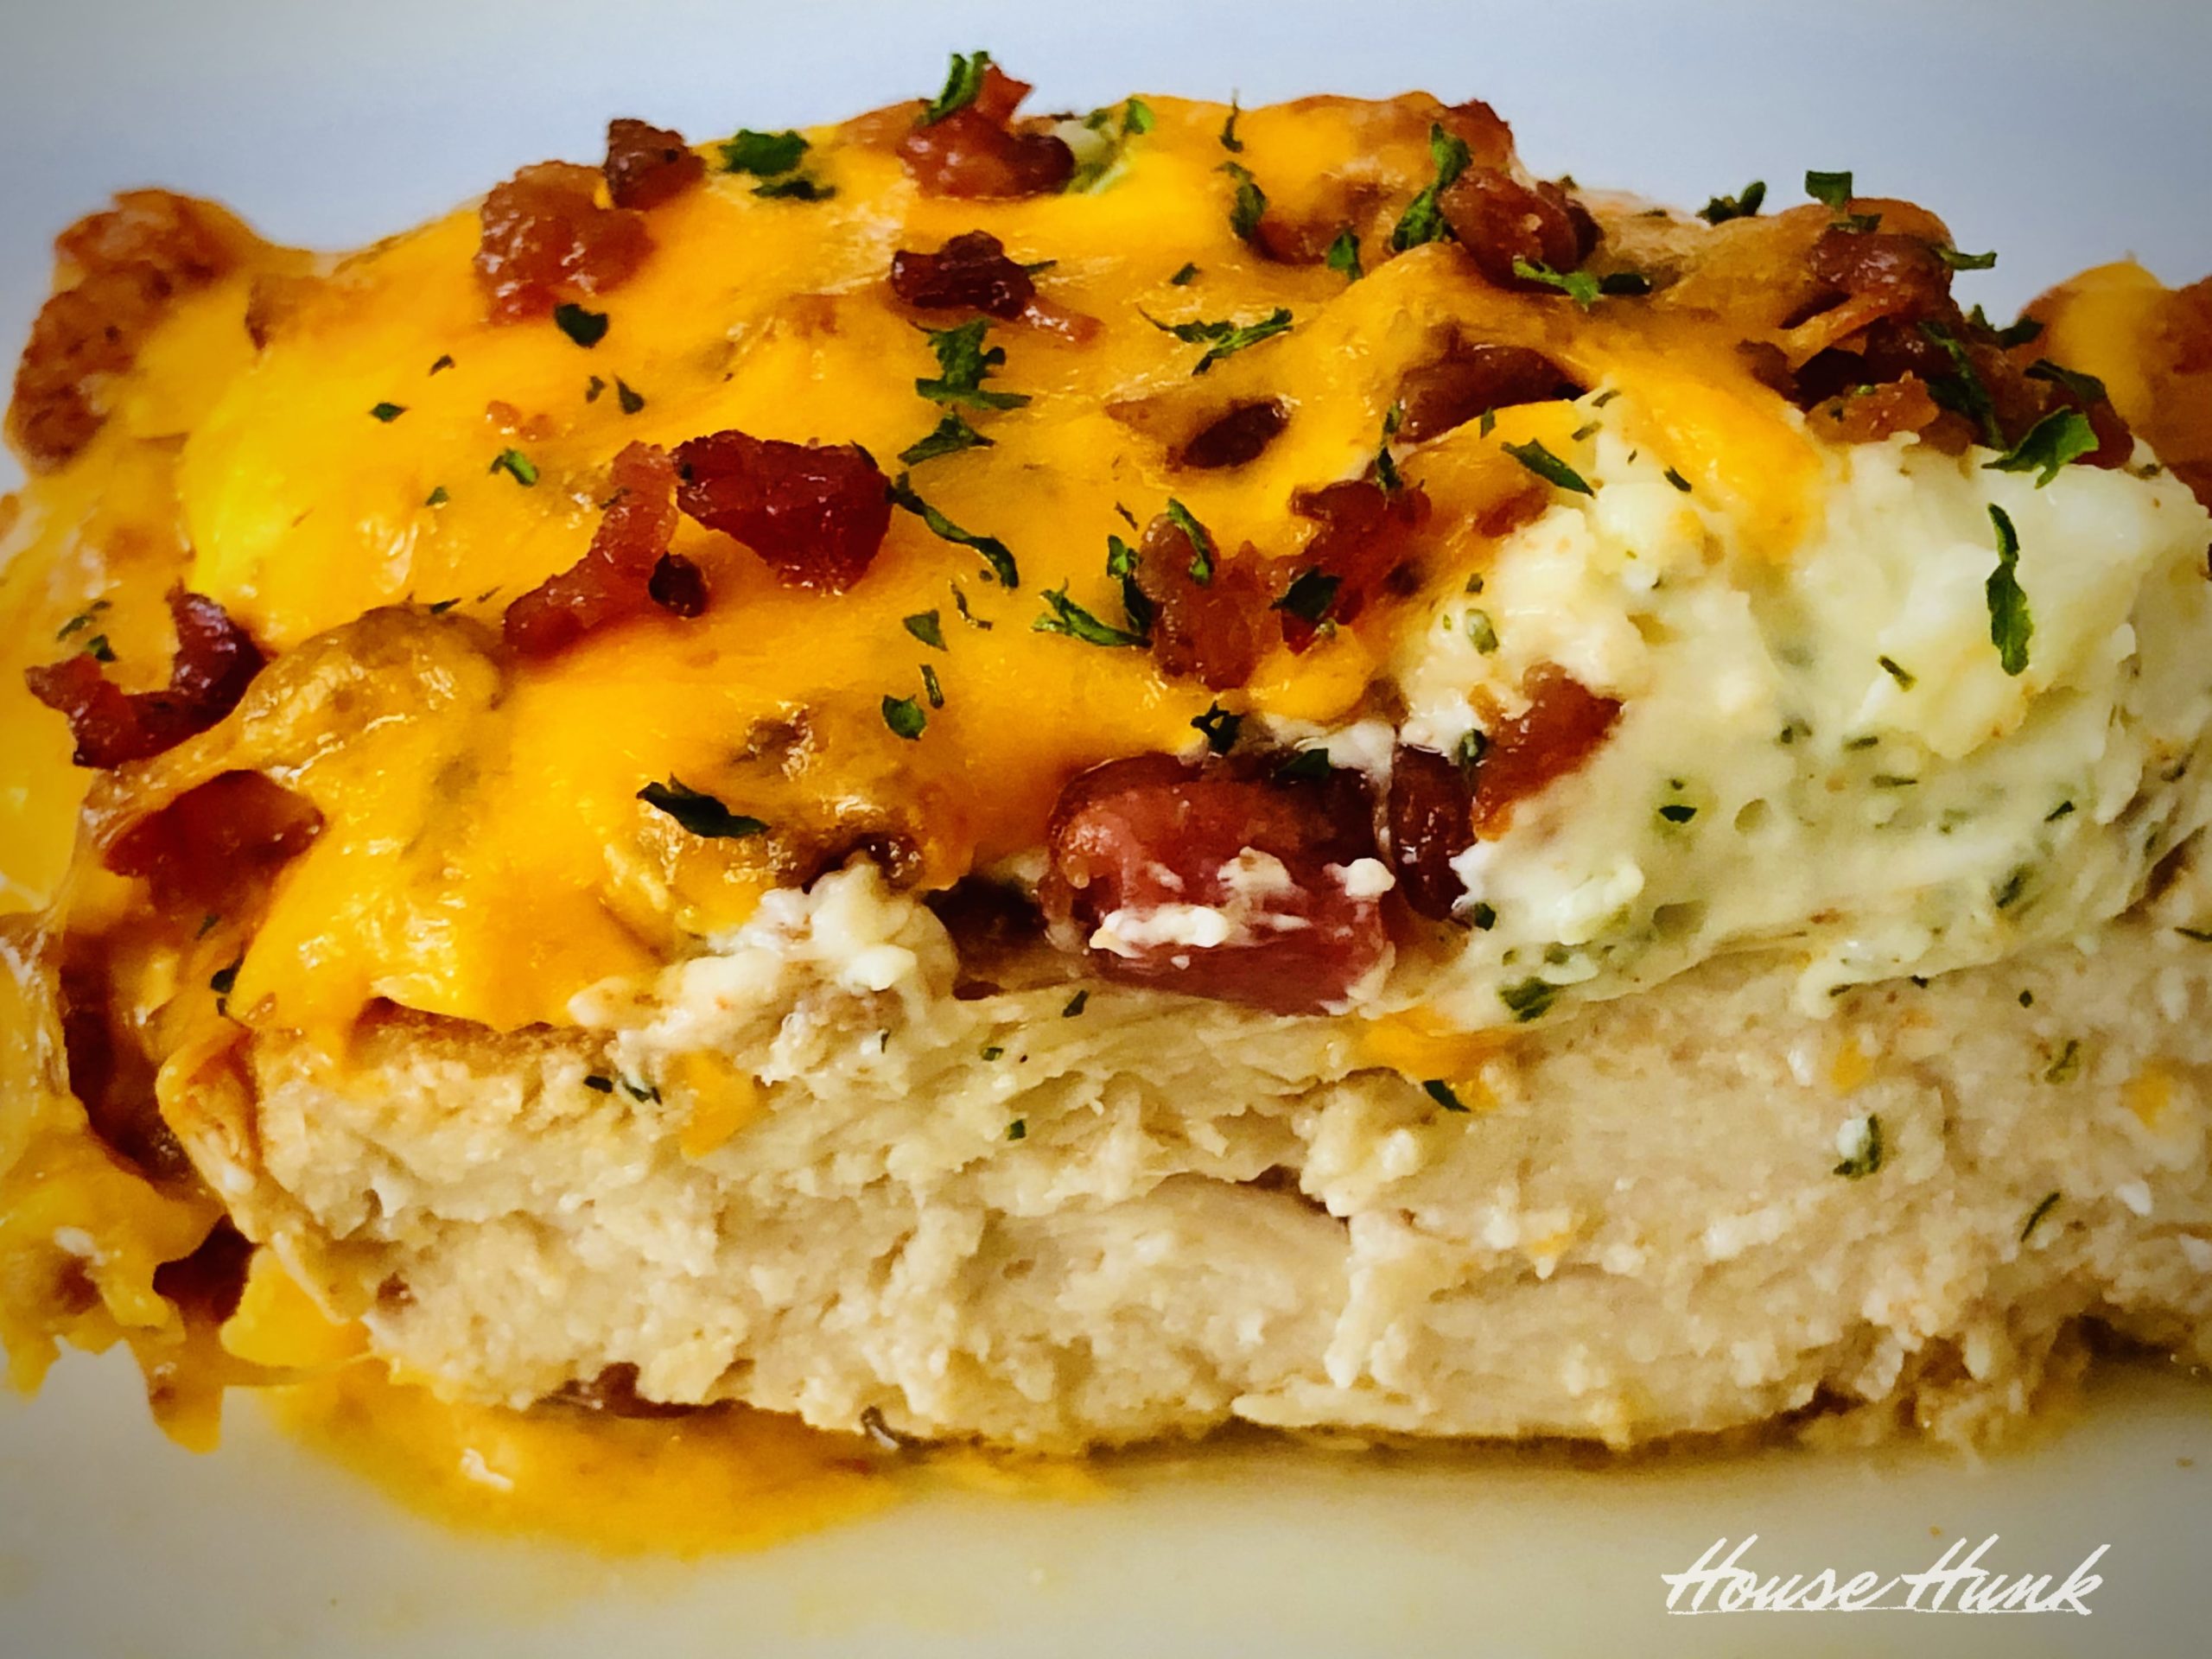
[4,2,2211,1653]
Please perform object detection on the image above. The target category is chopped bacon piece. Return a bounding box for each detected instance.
[1040,752,1389,1014]
[646,553,709,617]
[899,65,1075,200]
[1471,665,1622,835]
[59,945,188,1183]
[1395,342,1580,443]
[1174,400,1289,470]
[26,589,264,769]
[9,191,245,470]
[1438,170,1591,289]
[1435,99,1519,171]
[603,118,706,211]
[504,443,686,656]
[1278,479,1431,651]
[1130,512,1270,691]
[1805,228,1954,324]
[673,429,891,592]
[1386,745,1476,920]
[105,771,322,913]
[475,162,653,323]
[1808,376,1946,445]
[888,230,1036,319]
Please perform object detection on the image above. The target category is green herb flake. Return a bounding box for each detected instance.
[920,663,944,709]
[1469,901,1497,931]
[2019,1190,2062,1243]
[1192,702,1243,754]
[1986,504,2033,677]
[1937,245,1998,271]
[1006,1117,1027,1141]
[752,175,835,202]
[1274,748,1334,783]
[1222,160,1268,242]
[1986,407,2098,486]
[582,1074,616,1094]
[1833,1114,1885,1179]
[637,778,767,839]
[489,448,539,486]
[2025,359,2108,404]
[1698,180,1766,224]
[915,318,1030,410]
[1162,498,1216,584]
[1273,567,1342,626]
[424,486,450,507]
[1968,306,2044,348]
[1598,270,1652,297]
[1168,261,1200,286]
[1455,728,1489,770]
[1804,169,1878,230]
[718,129,809,177]
[1325,227,1363,281]
[1464,608,1499,653]
[368,401,406,423]
[586,376,607,403]
[1422,1079,1471,1113]
[1502,438,1593,496]
[1920,321,2005,448]
[54,600,110,642]
[1511,257,1601,310]
[1498,976,1561,1022]
[2177,925,2212,942]
[1218,97,1243,153]
[1391,124,1472,251]
[1033,585,1149,647]
[1663,467,1693,493]
[951,582,994,631]
[922,51,992,126]
[982,1044,1005,1062]
[1144,306,1294,374]
[1993,865,2032,911]
[1063,988,1090,1017]
[903,610,947,650]
[208,956,243,999]
[888,474,1020,587]
[425,598,461,615]
[2044,1039,2082,1084]
[1657,802,1697,824]
[552,302,609,348]
[1878,655,1917,690]
[81,633,116,663]
[615,378,646,416]
[882,695,927,740]
[429,353,455,374]
[899,410,993,466]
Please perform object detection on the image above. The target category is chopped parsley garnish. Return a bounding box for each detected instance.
[429,353,455,374]
[920,663,944,709]
[1464,608,1499,653]
[1455,728,1488,769]
[1325,228,1363,281]
[208,957,242,998]
[1919,321,2004,448]
[1218,97,1243,153]
[1599,270,1652,297]
[2047,800,2075,822]
[1222,161,1268,242]
[82,634,115,663]
[1168,261,1200,286]
[882,695,927,740]
[888,474,1020,586]
[1698,181,1766,224]
[1273,567,1342,626]
[615,378,647,415]
[195,911,221,939]
[2019,1191,2062,1242]
[1374,403,1404,492]
[1063,988,1090,1017]
[1006,1118,1027,1141]
[1068,98,1156,193]
[951,582,993,630]
[583,1075,616,1094]
[903,610,947,650]
[1422,1079,1471,1113]
[2025,359,2107,404]
[1969,305,2044,348]
[1986,406,2097,486]
[489,448,539,486]
[1106,534,1154,635]
[586,376,607,402]
[1498,976,1561,1022]
[2177,925,2212,943]
[637,778,766,839]
[1034,585,1148,646]
[1143,307,1294,374]
[1985,504,2032,677]
[369,401,406,422]
[1936,245,1998,271]
[899,410,993,466]
[424,486,450,507]
[1468,901,1497,930]
[922,50,992,125]
[1663,467,1693,493]
[425,597,461,615]
[915,318,1031,410]
[719,129,809,176]
[1878,655,1916,690]
[1804,168,1879,232]
[982,1043,1006,1061]
[1502,438,1592,496]
[1993,866,2031,910]
[2044,1039,2082,1084]
[54,600,109,641]
[1274,748,1334,782]
[552,302,609,347]
[1657,802,1697,824]
[753,175,836,201]
[1833,1114,1885,1179]
[1192,702,1243,754]
[1391,124,1471,251]
[1164,499,1215,583]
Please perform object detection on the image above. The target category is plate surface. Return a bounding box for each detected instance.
[4,2,2212,1653]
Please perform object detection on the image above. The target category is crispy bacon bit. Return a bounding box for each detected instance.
[475,162,652,323]
[26,589,264,769]
[1471,665,1623,835]
[504,443,684,656]
[105,771,323,913]
[1039,753,1389,1014]
[603,118,706,211]
[1174,400,1289,470]
[152,1220,255,1325]
[1279,480,1431,651]
[1438,170,1591,289]
[1809,376,1947,445]
[674,429,892,592]
[899,65,1074,200]
[1395,342,1580,443]
[1805,228,1954,324]
[59,944,188,1183]
[1386,746,1476,920]
[1131,512,1270,691]
[888,230,1036,319]
[646,553,709,617]
[9,191,245,470]
[1436,98,1519,170]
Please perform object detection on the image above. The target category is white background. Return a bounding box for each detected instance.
[3,1,2210,1653]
